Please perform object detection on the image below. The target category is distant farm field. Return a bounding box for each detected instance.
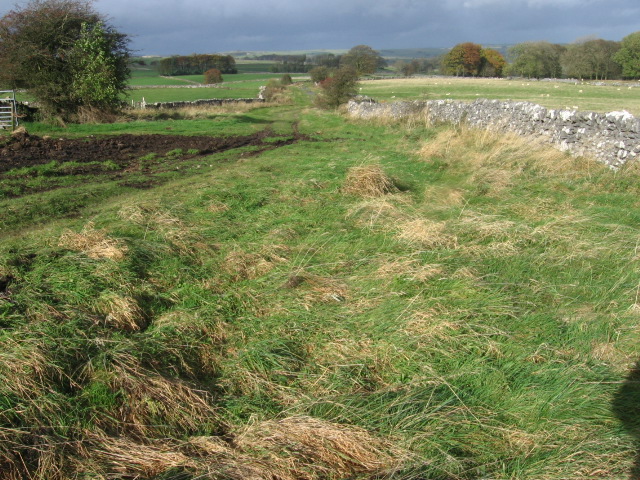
[126,81,266,103]
[126,68,307,103]
[360,77,640,115]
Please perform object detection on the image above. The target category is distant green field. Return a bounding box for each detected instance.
[236,61,277,73]
[125,80,268,103]
[128,66,307,90]
[360,77,640,115]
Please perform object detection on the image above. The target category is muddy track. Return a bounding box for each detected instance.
[0,127,314,174]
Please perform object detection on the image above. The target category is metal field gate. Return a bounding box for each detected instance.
[0,90,17,130]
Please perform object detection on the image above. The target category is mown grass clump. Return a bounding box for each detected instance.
[0,90,639,478]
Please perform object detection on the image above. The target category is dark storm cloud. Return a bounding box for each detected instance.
[2,0,635,54]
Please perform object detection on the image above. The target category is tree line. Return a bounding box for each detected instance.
[437,33,640,80]
[158,54,237,76]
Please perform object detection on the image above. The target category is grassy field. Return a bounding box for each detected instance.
[360,77,640,115]
[125,81,267,103]
[126,71,307,103]
[1,85,639,479]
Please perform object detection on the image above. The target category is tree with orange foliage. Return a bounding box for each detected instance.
[480,48,507,77]
[442,42,483,76]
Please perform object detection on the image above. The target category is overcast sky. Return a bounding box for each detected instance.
[2,0,639,55]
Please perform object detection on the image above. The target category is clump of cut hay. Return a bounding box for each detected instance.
[397,218,457,249]
[58,222,127,260]
[93,293,145,331]
[341,164,397,198]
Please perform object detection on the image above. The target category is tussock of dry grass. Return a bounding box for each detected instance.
[396,218,458,249]
[0,337,63,402]
[418,128,459,159]
[375,255,444,282]
[237,416,400,479]
[118,204,206,256]
[591,341,634,372]
[341,164,397,197]
[93,293,145,331]
[77,415,400,480]
[283,272,348,307]
[81,353,222,438]
[87,433,193,478]
[346,197,405,229]
[208,200,230,213]
[58,222,127,260]
[423,185,466,208]
[403,310,461,340]
[223,245,289,281]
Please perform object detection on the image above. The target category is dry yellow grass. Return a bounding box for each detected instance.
[87,434,193,478]
[375,255,444,282]
[0,336,57,400]
[396,218,458,249]
[422,185,466,208]
[208,200,230,213]
[346,197,405,230]
[237,416,400,479]
[591,341,634,372]
[419,125,596,183]
[58,222,127,260]
[223,245,289,281]
[281,271,349,308]
[341,164,397,197]
[118,204,207,256]
[403,310,461,340]
[78,415,401,480]
[80,352,222,438]
[93,293,145,332]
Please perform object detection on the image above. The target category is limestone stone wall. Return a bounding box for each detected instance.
[141,98,265,109]
[347,98,640,168]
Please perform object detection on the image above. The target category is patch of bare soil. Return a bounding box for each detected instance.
[0,128,311,174]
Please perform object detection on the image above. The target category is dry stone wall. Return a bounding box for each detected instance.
[141,98,265,109]
[347,98,640,168]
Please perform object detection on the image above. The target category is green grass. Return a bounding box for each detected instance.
[0,85,638,479]
[361,77,640,114]
[125,80,268,103]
